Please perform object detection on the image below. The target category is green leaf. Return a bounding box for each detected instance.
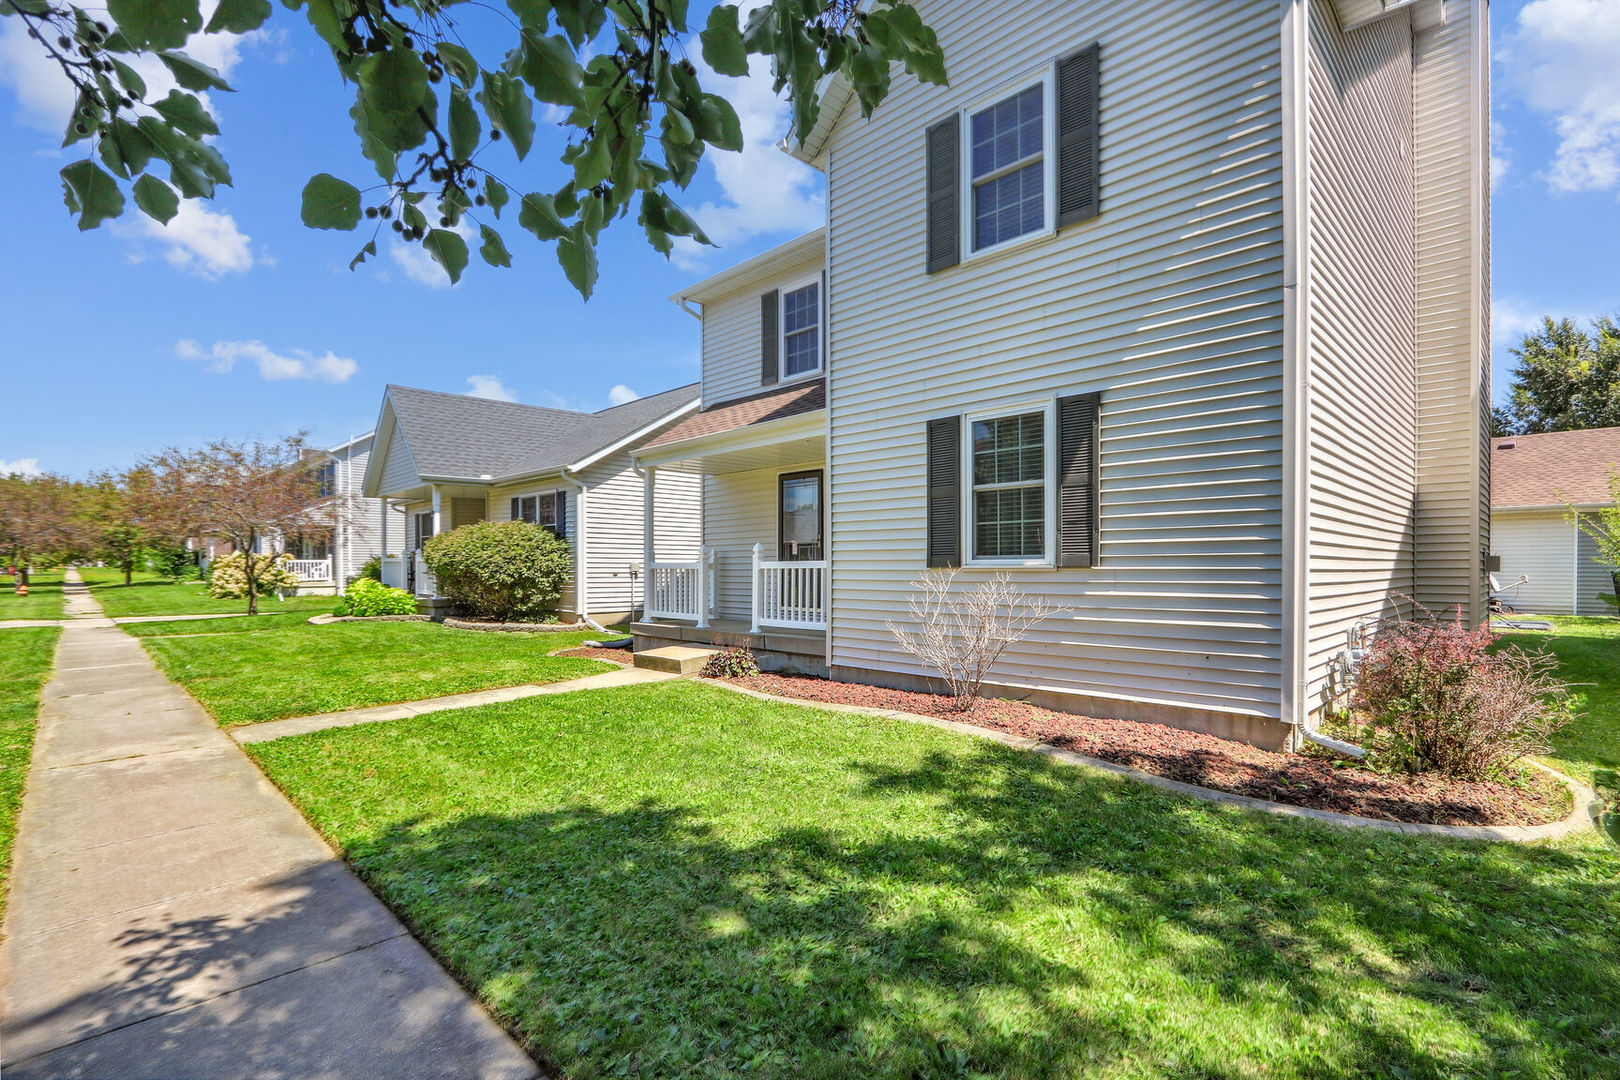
[694,94,742,151]
[107,0,201,50]
[662,105,695,147]
[99,118,153,178]
[505,0,549,27]
[2,0,52,13]
[572,132,611,189]
[699,5,748,77]
[350,99,398,180]
[517,191,566,240]
[436,41,478,87]
[556,223,597,298]
[111,59,147,99]
[422,228,469,284]
[151,91,219,137]
[359,85,435,153]
[516,30,585,108]
[477,71,534,161]
[448,86,480,162]
[549,0,605,47]
[478,224,511,267]
[60,160,125,230]
[483,178,509,218]
[303,0,346,54]
[159,51,234,92]
[132,174,180,224]
[205,0,271,33]
[349,239,377,270]
[300,173,362,230]
[359,48,430,116]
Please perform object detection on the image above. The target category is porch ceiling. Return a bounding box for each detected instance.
[650,433,824,475]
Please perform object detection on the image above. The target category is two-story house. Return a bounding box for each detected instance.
[634,0,1490,751]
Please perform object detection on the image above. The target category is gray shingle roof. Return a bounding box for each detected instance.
[385,382,698,481]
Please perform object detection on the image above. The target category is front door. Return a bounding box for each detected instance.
[778,470,823,561]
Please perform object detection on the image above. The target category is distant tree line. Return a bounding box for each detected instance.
[1494,316,1620,437]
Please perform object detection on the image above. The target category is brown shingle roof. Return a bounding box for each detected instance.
[643,379,825,448]
[1491,427,1620,508]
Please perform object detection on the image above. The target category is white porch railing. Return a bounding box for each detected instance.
[288,558,332,582]
[751,543,827,632]
[413,552,437,597]
[644,546,713,626]
[379,554,406,590]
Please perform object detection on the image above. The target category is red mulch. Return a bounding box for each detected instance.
[729,674,1570,827]
[556,646,633,665]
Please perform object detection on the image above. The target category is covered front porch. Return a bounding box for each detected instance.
[633,381,828,671]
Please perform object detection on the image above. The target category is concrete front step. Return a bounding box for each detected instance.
[633,645,720,675]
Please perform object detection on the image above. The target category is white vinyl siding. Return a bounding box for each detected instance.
[581,455,701,618]
[825,0,1288,719]
[1412,0,1490,622]
[328,435,392,584]
[701,465,821,620]
[1492,511,1578,615]
[1303,0,1416,709]
[700,256,825,405]
[376,415,420,497]
[1576,519,1617,617]
[489,480,579,613]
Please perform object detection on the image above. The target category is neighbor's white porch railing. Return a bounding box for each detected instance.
[751,543,827,632]
[379,554,406,590]
[288,558,332,583]
[413,552,437,597]
[644,546,713,626]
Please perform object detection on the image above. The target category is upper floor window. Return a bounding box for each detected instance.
[781,279,821,379]
[315,461,336,498]
[970,84,1048,252]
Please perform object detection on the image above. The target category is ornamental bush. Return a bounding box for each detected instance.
[1351,603,1574,781]
[352,554,382,584]
[422,520,571,622]
[206,551,299,599]
[334,577,417,617]
[700,644,760,679]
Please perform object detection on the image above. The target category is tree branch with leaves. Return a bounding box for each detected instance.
[6,0,946,296]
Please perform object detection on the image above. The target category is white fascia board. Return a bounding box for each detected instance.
[632,408,825,469]
[668,229,826,306]
[563,398,702,473]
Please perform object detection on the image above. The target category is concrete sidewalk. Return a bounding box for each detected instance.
[0,573,539,1079]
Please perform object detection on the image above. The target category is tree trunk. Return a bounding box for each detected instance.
[16,565,29,596]
[246,530,258,616]
[124,560,133,586]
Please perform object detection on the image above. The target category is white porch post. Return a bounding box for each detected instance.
[695,543,710,629]
[380,499,388,559]
[750,542,764,634]
[430,485,443,538]
[641,467,656,619]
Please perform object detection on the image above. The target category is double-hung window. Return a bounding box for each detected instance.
[512,492,563,534]
[781,279,821,379]
[968,82,1051,252]
[969,409,1049,562]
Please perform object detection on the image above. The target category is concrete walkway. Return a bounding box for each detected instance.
[0,619,66,630]
[0,573,540,1079]
[234,665,675,745]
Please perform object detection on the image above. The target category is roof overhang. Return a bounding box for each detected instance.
[1333,0,1447,33]
[1492,503,1608,515]
[634,409,825,474]
[670,229,825,307]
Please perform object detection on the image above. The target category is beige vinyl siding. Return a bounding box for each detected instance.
[701,257,824,406]
[701,465,820,620]
[825,0,1286,719]
[579,454,701,617]
[488,478,578,614]
[1492,511,1576,615]
[1302,0,1416,710]
[1412,0,1489,621]
[376,414,420,497]
[331,436,391,582]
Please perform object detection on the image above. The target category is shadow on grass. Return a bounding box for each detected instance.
[336,744,1620,1079]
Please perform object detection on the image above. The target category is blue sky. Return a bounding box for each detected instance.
[1,0,1615,477]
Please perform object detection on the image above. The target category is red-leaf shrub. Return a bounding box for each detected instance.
[1351,604,1573,780]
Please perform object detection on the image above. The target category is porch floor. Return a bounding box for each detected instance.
[631,618,827,676]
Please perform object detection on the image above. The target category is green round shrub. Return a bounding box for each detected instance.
[335,577,418,617]
[422,520,571,621]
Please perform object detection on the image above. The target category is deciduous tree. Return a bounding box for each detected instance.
[0,472,86,594]
[5,0,945,296]
[1502,316,1620,435]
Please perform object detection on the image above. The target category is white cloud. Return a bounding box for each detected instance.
[119,200,255,278]
[671,51,825,268]
[389,221,475,288]
[181,339,358,383]
[1501,0,1620,193]
[607,384,640,406]
[1492,299,1546,347]
[1491,121,1511,186]
[466,375,517,401]
[0,458,42,478]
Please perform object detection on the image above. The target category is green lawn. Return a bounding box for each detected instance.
[1499,616,1619,785]
[141,619,611,725]
[0,569,66,620]
[249,681,1620,1080]
[79,566,333,619]
[0,627,59,917]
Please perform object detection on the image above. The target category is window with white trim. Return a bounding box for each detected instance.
[969,409,1048,561]
[781,279,821,378]
[967,80,1051,253]
[512,492,562,531]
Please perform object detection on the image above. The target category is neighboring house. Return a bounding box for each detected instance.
[246,432,392,595]
[1490,427,1620,616]
[635,0,1490,750]
[363,383,701,624]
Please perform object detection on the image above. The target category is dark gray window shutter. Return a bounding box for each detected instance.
[1057,392,1101,567]
[1055,42,1101,228]
[554,490,567,538]
[926,416,961,568]
[925,115,960,274]
[510,497,520,521]
[761,290,779,386]
[819,269,828,370]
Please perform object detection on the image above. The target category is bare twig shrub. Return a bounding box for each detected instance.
[886,568,1066,710]
[1352,600,1575,781]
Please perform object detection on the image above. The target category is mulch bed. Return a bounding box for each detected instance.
[730,673,1571,827]
[555,646,633,665]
